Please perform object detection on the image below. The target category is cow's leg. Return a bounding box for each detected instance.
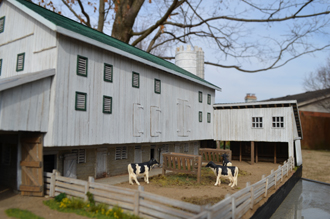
[133,175,140,185]
[129,174,133,185]
[145,172,149,184]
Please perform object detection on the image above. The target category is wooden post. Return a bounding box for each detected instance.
[49,169,56,197]
[239,142,242,162]
[264,176,268,198]
[162,155,166,175]
[134,191,140,215]
[231,196,236,219]
[256,144,258,163]
[274,143,277,164]
[197,156,202,183]
[216,141,220,149]
[274,172,277,190]
[251,141,254,165]
[86,176,94,201]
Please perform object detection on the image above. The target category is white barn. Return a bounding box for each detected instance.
[0,0,220,195]
[213,101,303,165]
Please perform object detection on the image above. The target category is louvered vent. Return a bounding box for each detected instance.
[104,64,113,82]
[207,94,211,105]
[115,146,127,160]
[16,53,25,71]
[199,111,202,122]
[103,96,112,114]
[199,91,203,102]
[122,146,127,159]
[76,92,87,111]
[207,112,211,123]
[77,56,88,76]
[132,72,139,88]
[72,149,86,163]
[0,17,4,33]
[155,79,161,94]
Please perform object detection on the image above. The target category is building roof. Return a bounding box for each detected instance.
[213,100,303,138]
[265,88,330,107]
[8,0,221,91]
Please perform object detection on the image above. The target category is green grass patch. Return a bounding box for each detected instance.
[5,208,44,219]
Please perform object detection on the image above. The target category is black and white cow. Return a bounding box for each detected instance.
[205,161,238,187]
[221,154,232,166]
[128,158,159,185]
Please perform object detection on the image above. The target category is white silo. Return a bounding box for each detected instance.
[175,45,205,79]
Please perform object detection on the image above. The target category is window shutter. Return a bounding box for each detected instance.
[115,147,121,160]
[198,91,203,103]
[0,17,5,33]
[207,113,211,123]
[115,146,127,160]
[207,94,211,105]
[16,53,25,72]
[77,56,88,76]
[154,79,161,94]
[76,92,87,111]
[72,149,86,163]
[122,146,127,159]
[104,64,113,82]
[103,96,112,114]
[132,72,139,88]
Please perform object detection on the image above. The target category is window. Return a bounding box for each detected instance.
[199,111,203,122]
[154,79,161,94]
[103,95,112,114]
[75,92,87,111]
[132,72,140,88]
[16,53,25,72]
[72,149,86,163]
[104,63,113,82]
[272,116,284,128]
[207,94,211,105]
[0,17,5,33]
[252,117,263,128]
[183,144,189,153]
[115,146,127,160]
[77,55,88,77]
[0,59,2,76]
[198,91,203,103]
[207,112,211,123]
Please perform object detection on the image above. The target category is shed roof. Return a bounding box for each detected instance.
[8,0,221,91]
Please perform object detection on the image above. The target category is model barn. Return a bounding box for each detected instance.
[0,0,220,194]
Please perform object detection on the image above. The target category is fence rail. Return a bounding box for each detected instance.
[44,156,295,219]
[199,148,232,164]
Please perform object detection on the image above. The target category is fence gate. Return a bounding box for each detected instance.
[20,135,43,196]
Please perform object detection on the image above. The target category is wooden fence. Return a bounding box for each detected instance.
[199,148,232,164]
[44,156,295,219]
[44,169,203,219]
[162,152,202,183]
[191,156,295,219]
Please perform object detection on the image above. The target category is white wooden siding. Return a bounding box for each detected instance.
[0,77,51,132]
[213,107,295,142]
[44,35,215,146]
[0,1,57,79]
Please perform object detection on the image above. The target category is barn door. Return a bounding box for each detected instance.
[64,154,77,178]
[96,148,107,178]
[134,146,142,163]
[20,136,44,196]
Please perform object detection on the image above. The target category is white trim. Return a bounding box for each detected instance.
[214,100,298,107]
[0,69,55,91]
[7,0,57,31]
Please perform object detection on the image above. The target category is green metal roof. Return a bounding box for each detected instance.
[14,0,220,90]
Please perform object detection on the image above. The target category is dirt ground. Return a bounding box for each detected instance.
[1,149,328,219]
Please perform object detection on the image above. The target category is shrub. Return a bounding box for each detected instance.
[54,193,66,202]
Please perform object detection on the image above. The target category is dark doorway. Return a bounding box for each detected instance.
[150,148,155,160]
[43,154,56,173]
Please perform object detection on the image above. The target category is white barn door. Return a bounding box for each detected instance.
[134,146,142,163]
[96,148,107,178]
[64,154,77,178]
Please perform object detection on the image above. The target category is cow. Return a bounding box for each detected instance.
[205,161,238,187]
[221,153,232,166]
[128,158,159,185]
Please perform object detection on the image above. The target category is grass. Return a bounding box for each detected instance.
[5,208,44,219]
[43,196,142,219]
[181,195,225,205]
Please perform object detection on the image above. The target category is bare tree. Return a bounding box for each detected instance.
[304,55,330,110]
[34,0,330,73]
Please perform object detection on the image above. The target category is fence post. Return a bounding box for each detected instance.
[264,177,268,198]
[274,172,277,190]
[197,156,202,183]
[86,176,94,202]
[286,162,289,177]
[231,196,236,219]
[49,169,56,197]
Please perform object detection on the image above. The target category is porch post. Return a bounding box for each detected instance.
[251,141,254,165]
[239,142,242,162]
[274,143,277,164]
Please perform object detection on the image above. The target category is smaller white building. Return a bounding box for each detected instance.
[213,100,302,165]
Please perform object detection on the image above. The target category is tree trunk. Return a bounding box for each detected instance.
[111,0,145,43]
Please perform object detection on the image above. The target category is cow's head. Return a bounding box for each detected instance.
[205,161,215,168]
[221,154,229,158]
[149,158,159,167]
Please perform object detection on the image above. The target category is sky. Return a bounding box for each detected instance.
[205,50,329,104]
